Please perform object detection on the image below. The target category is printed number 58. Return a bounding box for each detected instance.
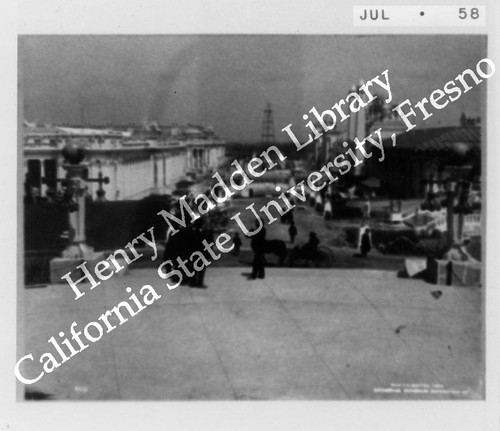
[459,7,479,19]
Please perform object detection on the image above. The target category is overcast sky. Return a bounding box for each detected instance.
[20,35,486,142]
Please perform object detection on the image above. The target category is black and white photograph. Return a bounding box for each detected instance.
[17,32,487,402]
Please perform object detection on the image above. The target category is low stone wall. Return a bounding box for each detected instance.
[24,195,170,285]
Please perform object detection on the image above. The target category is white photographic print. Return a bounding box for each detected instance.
[4,1,499,430]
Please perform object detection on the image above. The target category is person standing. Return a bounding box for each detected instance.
[302,231,320,258]
[163,208,180,270]
[288,221,297,244]
[315,193,323,212]
[360,228,372,258]
[167,225,190,285]
[250,222,266,280]
[324,199,332,220]
[362,196,371,220]
[190,220,211,288]
[232,232,242,256]
[182,225,197,286]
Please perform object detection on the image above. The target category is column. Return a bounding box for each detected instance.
[129,161,135,197]
[163,156,167,186]
[40,159,47,197]
[354,87,365,176]
[139,160,143,195]
[114,160,121,200]
[121,161,127,199]
[112,162,118,200]
[136,160,141,196]
[57,158,66,192]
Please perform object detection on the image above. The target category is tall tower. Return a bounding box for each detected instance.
[356,81,366,138]
[346,81,367,176]
[261,102,275,145]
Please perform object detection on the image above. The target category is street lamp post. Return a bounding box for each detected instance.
[49,141,108,282]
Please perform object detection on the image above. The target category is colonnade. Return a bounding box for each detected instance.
[187,145,225,171]
[25,143,227,201]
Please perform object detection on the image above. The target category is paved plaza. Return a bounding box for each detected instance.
[20,266,483,400]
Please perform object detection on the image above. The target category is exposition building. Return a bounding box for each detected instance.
[23,121,226,201]
[311,83,481,200]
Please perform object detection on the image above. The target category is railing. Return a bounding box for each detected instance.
[402,206,481,236]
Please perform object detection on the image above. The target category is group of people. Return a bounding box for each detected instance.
[285,205,373,259]
[163,218,214,288]
[161,205,373,288]
[242,217,324,278]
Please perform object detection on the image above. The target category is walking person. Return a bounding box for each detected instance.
[288,221,297,244]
